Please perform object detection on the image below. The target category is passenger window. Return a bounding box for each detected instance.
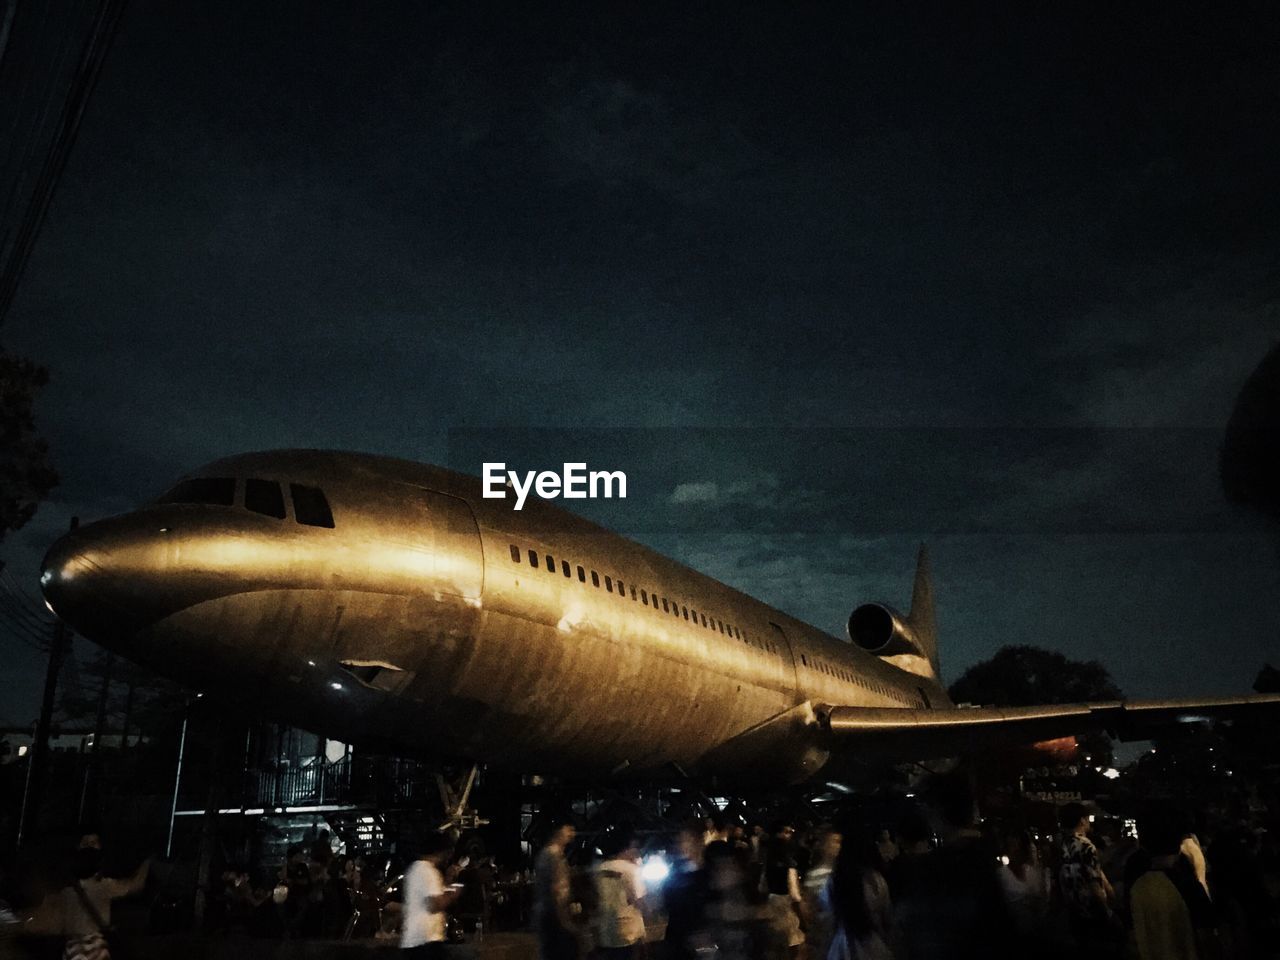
[562,560,571,577]
[290,484,335,528]
[546,554,555,571]
[159,477,236,506]
[701,613,708,627]
[641,589,648,603]
[682,606,688,619]
[578,566,586,582]
[617,579,625,595]
[528,550,539,569]
[605,576,613,592]
[631,585,638,600]
[591,571,600,587]
[510,544,521,563]
[245,479,286,519]
[661,598,669,612]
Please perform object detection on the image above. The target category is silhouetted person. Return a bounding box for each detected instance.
[58,839,149,960]
[827,830,891,960]
[704,841,751,960]
[1129,812,1198,960]
[995,828,1048,947]
[891,773,1014,959]
[534,815,580,960]
[664,820,709,960]
[802,828,840,960]
[762,821,804,959]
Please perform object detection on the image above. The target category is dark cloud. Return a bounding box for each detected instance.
[3,0,1280,722]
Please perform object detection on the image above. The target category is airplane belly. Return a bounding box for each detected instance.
[434,611,795,776]
[136,589,484,749]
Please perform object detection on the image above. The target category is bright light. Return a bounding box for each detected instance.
[17,745,27,757]
[330,682,343,691]
[1103,768,1120,780]
[641,856,670,885]
[998,855,1010,866]
[307,660,316,667]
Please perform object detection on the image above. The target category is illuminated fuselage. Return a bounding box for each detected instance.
[40,450,949,783]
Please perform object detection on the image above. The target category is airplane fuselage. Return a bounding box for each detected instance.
[41,450,951,784]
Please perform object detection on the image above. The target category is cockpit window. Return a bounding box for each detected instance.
[245,478,286,519]
[290,483,335,528]
[159,477,236,506]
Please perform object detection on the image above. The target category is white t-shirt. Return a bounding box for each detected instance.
[401,859,446,948]
[594,858,646,947]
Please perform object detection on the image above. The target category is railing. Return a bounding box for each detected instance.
[235,756,436,809]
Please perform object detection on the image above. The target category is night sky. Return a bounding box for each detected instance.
[2,1,1279,726]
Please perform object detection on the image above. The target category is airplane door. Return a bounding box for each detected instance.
[769,621,802,705]
[393,484,484,599]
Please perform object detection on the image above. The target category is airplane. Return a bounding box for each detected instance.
[38,449,1280,787]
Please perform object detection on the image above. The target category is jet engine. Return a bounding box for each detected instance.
[846,603,927,659]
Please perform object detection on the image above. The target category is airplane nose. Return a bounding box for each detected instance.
[40,524,159,639]
[40,531,93,618]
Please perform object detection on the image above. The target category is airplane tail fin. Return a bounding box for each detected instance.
[908,544,940,678]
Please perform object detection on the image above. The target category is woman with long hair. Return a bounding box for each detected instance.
[826,832,892,960]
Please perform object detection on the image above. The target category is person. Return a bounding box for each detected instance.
[1180,831,1211,900]
[280,843,312,938]
[58,838,149,960]
[1057,802,1116,949]
[826,831,891,960]
[401,833,460,959]
[593,828,647,960]
[664,820,709,960]
[762,821,804,958]
[1129,813,1198,960]
[801,828,840,960]
[890,773,1014,959]
[996,828,1047,941]
[872,830,897,872]
[705,814,730,848]
[704,841,751,960]
[534,814,580,960]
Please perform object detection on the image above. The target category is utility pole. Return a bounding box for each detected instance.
[23,515,77,844]
[79,650,115,825]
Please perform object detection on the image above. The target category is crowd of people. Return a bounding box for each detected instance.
[209,831,380,939]
[5,787,1280,960]
[519,793,1280,960]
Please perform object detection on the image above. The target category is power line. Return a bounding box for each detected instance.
[0,0,94,277]
[0,0,129,325]
[0,604,52,649]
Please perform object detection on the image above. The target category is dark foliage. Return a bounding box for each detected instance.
[948,644,1123,707]
[0,346,58,540]
[1222,343,1280,521]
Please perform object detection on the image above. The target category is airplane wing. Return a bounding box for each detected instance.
[818,693,1280,760]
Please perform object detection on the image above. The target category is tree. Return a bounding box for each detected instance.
[949,644,1123,706]
[949,644,1124,765]
[0,346,58,541]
